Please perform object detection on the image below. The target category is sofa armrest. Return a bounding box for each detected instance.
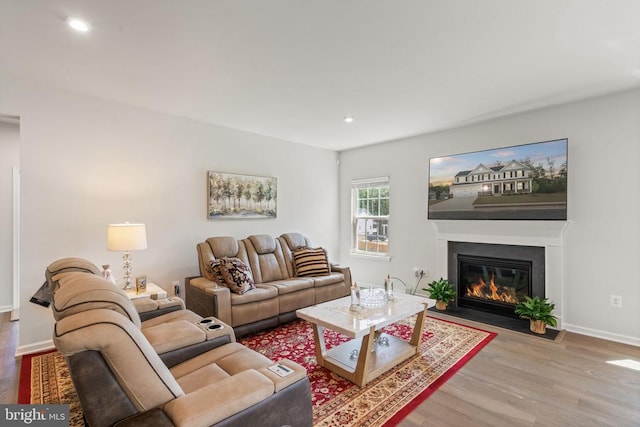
[132,298,159,313]
[144,320,206,354]
[331,264,352,295]
[185,277,232,324]
[163,369,274,427]
[135,297,186,322]
[257,359,307,392]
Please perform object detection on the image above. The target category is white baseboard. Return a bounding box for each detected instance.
[0,305,14,313]
[16,339,55,357]
[563,323,640,347]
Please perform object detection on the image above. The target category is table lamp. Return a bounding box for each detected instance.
[107,223,147,289]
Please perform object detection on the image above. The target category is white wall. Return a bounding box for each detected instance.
[339,89,640,345]
[0,80,340,354]
[3,77,638,350]
[0,121,19,312]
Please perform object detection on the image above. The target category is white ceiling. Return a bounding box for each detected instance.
[2,1,640,151]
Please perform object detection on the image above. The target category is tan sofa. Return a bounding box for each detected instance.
[186,232,351,337]
[52,272,312,427]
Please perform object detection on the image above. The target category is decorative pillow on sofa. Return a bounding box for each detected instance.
[204,260,226,286]
[219,258,255,295]
[293,247,330,277]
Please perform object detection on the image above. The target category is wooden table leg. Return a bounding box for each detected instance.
[312,324,327,366]
[353,326,376,387]
[409,303,428,347]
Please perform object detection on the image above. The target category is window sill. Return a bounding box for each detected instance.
[350,252,391,262]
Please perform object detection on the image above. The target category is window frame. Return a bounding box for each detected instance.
[351,176,390,258]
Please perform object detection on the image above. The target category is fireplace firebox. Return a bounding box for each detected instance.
[458,255,531,317]
[448,242,545,319]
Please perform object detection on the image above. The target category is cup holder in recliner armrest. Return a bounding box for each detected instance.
[197,317,234,341]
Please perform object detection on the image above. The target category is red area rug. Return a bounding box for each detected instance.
[19,316,495,426]
[239,317,495,426]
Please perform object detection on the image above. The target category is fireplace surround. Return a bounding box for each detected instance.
[448,242,545,318]
[434,220,567,329]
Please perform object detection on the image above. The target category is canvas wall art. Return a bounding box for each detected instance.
[208,171,277,219]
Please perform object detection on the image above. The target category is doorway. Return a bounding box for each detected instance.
[0,115,20,320]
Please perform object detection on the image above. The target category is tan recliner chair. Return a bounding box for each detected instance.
[45,257,185,321]
[54,305,312,426]
[48,259,231,367]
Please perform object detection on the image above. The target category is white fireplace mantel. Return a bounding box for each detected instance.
[432,220,569,326]
[433,220,569,247]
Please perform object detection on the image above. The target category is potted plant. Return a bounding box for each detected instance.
[423,278,456,310]
[514,296,558,334]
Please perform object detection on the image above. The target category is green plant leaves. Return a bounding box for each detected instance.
[422,277,456,303]
[514,296,557,327]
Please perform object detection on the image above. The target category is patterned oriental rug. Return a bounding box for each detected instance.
[19,316,495,427]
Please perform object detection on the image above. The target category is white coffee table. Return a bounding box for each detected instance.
[296,293,430,387]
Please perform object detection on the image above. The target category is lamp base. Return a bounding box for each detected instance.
[121,251,134,290]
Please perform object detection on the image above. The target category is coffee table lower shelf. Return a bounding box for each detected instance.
[320,332,417,386]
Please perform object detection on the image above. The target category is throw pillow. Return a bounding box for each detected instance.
[204,260,226,287]
[219,258,255,294]
[293,247,330,277]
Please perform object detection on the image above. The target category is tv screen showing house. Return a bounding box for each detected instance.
[428,138,568,220]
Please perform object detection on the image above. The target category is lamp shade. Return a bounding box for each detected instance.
[107,223,147,251]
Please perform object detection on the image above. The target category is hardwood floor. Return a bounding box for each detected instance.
[0,312,638,426]
[401,311,640,427]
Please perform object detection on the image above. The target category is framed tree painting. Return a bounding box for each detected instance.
[207,171,277,219]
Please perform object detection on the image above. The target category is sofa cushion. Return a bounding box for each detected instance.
[229,285,278,305]
[263,278,314,295]
[46,257,103,292]
[280,233,308,251]
[207,236,239,258]
[51,273,141,326]
[292,247,330,277]
[174,363,230,394]
[220,258,255,295]
[248,235,277,254]
[311,271,345,287]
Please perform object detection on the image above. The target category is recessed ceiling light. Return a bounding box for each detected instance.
[67,17,90,33]
[344,116,355,124]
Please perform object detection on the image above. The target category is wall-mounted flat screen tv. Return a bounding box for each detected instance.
[428,138,567,220]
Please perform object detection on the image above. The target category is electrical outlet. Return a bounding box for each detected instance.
[172,280,181,296]
[414,268,426,278]
[610,294,622,308]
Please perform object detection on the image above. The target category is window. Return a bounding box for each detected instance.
[352,177,389,256]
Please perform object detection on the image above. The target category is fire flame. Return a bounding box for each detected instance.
[466,272,517,304]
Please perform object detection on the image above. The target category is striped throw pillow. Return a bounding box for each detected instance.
[293,247,330,277]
